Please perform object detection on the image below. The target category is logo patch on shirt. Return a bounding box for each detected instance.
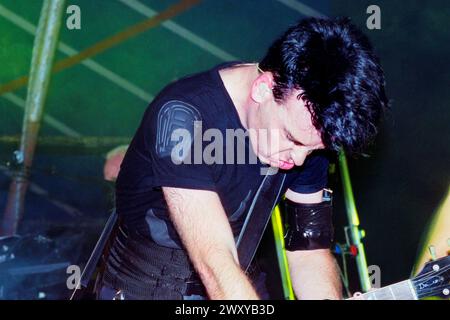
[156,100,202,161]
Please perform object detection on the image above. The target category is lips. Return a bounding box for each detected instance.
[278,160,295,170]
[261,156,295,170]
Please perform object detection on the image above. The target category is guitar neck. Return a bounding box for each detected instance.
[350,280,418,300]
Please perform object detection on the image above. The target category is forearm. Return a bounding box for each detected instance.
[287,249,342,300]
[163,187,259,300]
[197,251,259,299]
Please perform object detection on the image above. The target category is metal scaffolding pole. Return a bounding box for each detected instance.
[271,205,295,300]
[0,0,66,236]
[338,151,371,292]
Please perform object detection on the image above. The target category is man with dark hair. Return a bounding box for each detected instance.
[93,17,388,300]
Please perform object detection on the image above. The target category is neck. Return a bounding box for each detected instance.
[218,63,259,129]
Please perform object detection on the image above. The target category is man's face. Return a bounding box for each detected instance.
[248,87,325,170]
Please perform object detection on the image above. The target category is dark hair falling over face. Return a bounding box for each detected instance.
[260,17,389,154]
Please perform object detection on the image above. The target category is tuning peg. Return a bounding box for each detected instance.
[428,245,437,260]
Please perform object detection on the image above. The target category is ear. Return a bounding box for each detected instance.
[250,72,274,103]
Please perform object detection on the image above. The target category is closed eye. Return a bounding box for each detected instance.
[286,131,305,146]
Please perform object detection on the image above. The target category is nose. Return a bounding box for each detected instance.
[290,147,312,167]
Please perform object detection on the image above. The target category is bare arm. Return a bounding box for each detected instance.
[285,189,342,300]
[163,187,259,299]
[286,249,342,300]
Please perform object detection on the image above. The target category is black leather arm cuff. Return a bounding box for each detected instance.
[282,198,334,251]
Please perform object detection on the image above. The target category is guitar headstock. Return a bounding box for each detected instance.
[412,255,450,299]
